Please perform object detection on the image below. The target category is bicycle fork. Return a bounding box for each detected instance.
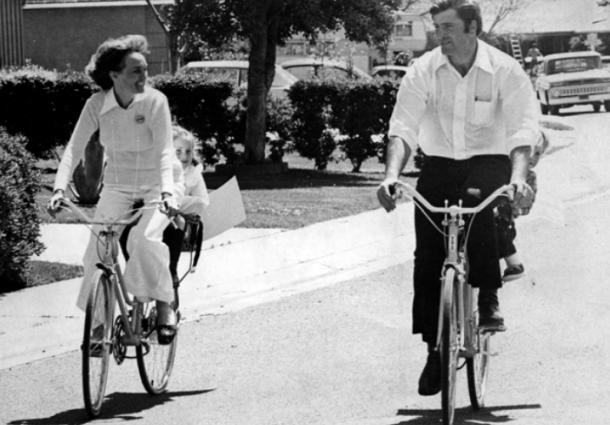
[435,213,465,352]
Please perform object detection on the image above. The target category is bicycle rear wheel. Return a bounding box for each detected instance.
[441,268,459,425]
[467,317,491,409]
[82,272,113,418]
[136,301,178,394]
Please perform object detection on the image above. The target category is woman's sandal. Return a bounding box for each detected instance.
[156,306,178,345]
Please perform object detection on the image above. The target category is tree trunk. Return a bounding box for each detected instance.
[245,23,269,164]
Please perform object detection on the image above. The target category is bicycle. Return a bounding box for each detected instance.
[55,198,201,418]
[392,181,514,425]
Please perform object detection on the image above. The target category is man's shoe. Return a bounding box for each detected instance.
[478,288,506,332]
[502,264,525,282]
[418,351,441,396]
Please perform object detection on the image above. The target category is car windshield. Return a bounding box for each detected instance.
[184,67,242,84]
[183,66,292,88]
[375,69,406,79]
[284,65,357,80]
[547,56,601,74]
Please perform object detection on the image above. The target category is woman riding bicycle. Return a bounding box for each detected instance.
[47,34,179,341]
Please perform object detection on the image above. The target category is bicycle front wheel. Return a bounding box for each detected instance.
[441,267,459,425]
[136,301,178,394]
[467,317,491,409]
[82,272,113,418]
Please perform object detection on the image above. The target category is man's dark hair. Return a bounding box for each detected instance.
[430,0,483,36]
[86,34,149,90]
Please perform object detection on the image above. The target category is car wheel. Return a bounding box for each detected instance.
[605,101,610,112]
[593,103,601,113]
[548,105,558,115]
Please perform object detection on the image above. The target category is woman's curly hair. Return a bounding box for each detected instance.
[85,34,149,90]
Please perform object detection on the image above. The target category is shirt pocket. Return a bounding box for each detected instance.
[471,100,494,126]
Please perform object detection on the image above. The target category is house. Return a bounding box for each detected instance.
[22,0,173,74]
[486,0,610,55]
[0,0,25,68]
[387,12,428,56]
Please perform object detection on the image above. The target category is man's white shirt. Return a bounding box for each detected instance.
[388,39,540,160]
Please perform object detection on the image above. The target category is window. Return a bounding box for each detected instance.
[395,22,413,37]
[548,57,600,74]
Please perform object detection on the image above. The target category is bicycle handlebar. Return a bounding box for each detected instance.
[392,181,514,216]
[59,198,191,227]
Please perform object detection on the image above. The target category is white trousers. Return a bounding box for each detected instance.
[76,185,172,310]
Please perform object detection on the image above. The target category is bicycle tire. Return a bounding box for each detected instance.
[136,301,178,395]
[82,272,112,418]
[441,267,459,425]
[467,313,491,409]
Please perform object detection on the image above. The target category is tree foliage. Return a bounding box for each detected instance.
[167,0,400,164]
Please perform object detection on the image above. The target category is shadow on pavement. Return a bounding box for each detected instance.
[394,403,542,425]
[7,388,214,425]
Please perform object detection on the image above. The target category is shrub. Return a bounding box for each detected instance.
[151,74,235,166]
[331,79,398,172]
[288,80,340,170]
[289,79,400,171]
[0,66,94,159]
[226,88,296,164]
[0,129,44,291]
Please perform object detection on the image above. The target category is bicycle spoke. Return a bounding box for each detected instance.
[136,302,178,394]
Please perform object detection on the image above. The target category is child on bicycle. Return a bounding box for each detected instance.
[495,128,549,281]
[47,35,180,340]
[163,125,210,282]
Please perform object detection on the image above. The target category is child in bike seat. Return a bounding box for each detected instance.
[495,128,549,282]
[163,125,210,284]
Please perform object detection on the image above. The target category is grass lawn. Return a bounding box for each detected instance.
[37,153,418,229]
[18,153,417,292]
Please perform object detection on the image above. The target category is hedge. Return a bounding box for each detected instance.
[288,78,399,171]
[0,66,406,171]
[0,128,44,291]
[0,66,94,159]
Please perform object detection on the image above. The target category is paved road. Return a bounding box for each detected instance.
[2,107,610,424]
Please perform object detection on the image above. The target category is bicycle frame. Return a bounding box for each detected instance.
[62,199,166,348]
[393,181,512,353]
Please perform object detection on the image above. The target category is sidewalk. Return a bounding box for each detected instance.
[0,204,414,370]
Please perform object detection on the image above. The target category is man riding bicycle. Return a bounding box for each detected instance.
[377,0,537,397]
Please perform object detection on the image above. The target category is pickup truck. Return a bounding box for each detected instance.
[535,51,610,114]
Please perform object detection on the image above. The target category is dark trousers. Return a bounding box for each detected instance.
[495,168,537,259]
[163,225,185,283]
[495,199,517,259]
[412,155,511,344]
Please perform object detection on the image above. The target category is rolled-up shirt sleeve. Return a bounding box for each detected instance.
[54,97,99,192]
[388,61,429,151]
[150,92,174,195]
[501,63,540,152]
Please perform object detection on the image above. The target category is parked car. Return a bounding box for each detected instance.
[535,51,610,114]
[280,58,371,81]
[371,65,410,79]
[178,60,298,98]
